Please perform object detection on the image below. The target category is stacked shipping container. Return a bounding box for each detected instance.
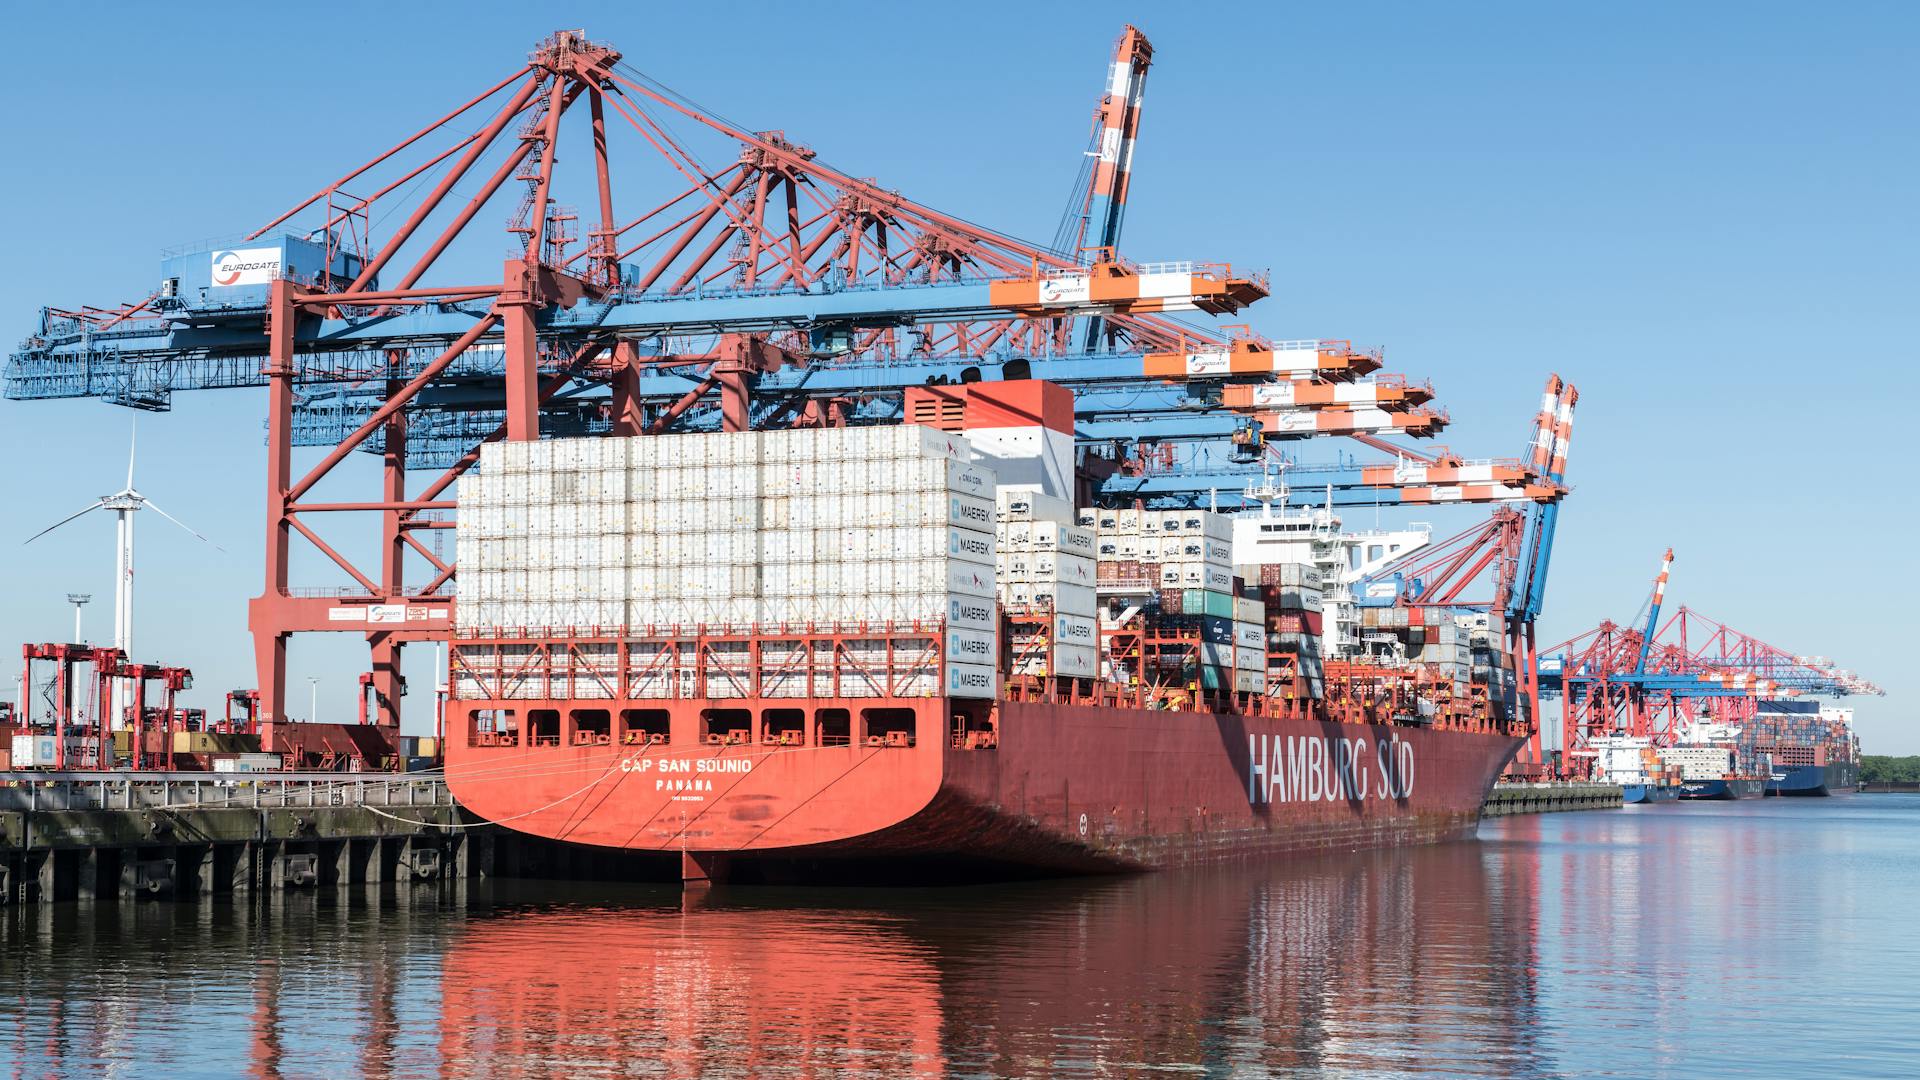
[454,427,1002,700]
[1084,509,1271,695]
[997,491,1101,678]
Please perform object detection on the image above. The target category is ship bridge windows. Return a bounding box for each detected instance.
[621,709,670,745]
[702,709,753,747]
[762,708,806,746]
[528,709,561,748]
[570,708,611,746]
[815,708,851,747]
[861,707,917,748]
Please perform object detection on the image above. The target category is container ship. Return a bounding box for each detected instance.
[1659,721,1767,800]
[1583,734,1681,803]
[1754,702,1859,796]
[443,382,1532,882]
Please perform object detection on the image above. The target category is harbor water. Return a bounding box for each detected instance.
[3,796,1915,1078]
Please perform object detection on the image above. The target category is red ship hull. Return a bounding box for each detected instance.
[448,701,1521,873]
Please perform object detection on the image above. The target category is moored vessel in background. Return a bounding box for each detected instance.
[1584,733,1682,804]
[1756,703,1859,796]
[1661,721,1767,800]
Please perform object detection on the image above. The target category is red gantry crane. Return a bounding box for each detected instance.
[4,27,1573,772]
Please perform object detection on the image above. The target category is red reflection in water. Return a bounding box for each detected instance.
[426,846,1543,1077]
[437,903,947,1077]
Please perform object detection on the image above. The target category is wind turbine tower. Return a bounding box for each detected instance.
[26,429,219,727]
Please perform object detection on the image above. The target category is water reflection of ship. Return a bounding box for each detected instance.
[433,845,1545,1075]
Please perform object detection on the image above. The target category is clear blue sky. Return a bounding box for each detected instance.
[1,2,1913,749]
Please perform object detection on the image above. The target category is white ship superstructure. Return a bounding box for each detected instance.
[1229,468,1432,660]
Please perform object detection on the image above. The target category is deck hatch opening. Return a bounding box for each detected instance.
[762,708,805,746]
[702,708,753,746]
[528,709,561,748]
[815,707,851,747]
[570,708,611,745]
[861,707,916,748]
[621,708,670,745]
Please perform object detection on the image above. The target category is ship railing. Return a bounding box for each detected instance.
[0,773,452,813]
[453,619,948,641]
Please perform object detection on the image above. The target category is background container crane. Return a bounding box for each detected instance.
[1542,550,1881,776]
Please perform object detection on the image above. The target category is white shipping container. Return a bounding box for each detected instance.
[944,560,998,599]
[944,626,999,666]
[495,440,531,474]
[1053,643,1098,678]
[760,529,814,563]
[946,593,998,632]
[701,530,758,565]
[10,735,56,768]
[757,428,802,465]
[945,662,998,699]
[875,423,974,461]
[1052,612,1098,649]
[996,489,1074,524]
[1235,645,1266,671]
[1233,669,1268,695]
[942,526,995,565]
[1034,581,1097,614]
[1032,551,1096,586]
[938,459,996,499]
[1233,622,1266,650]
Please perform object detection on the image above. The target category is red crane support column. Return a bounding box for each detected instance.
[51,654,66,769]
[163,675,179,770]
[131,668,148,772]
[500,260,542,441]
[252,280,297,744]
[609,341,645,436]
[370,348,408,745]
[92,652,116,771]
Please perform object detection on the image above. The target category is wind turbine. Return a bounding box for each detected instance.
[24,425,221,728]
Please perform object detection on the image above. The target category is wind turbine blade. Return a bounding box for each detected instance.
[143,500,227,553]
[23,502,106,545]
[127,419,137,490]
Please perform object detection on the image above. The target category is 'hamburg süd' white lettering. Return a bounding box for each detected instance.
[1248,733,1414,805]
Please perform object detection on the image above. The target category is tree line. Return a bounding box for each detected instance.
[1860,756,1920,783]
